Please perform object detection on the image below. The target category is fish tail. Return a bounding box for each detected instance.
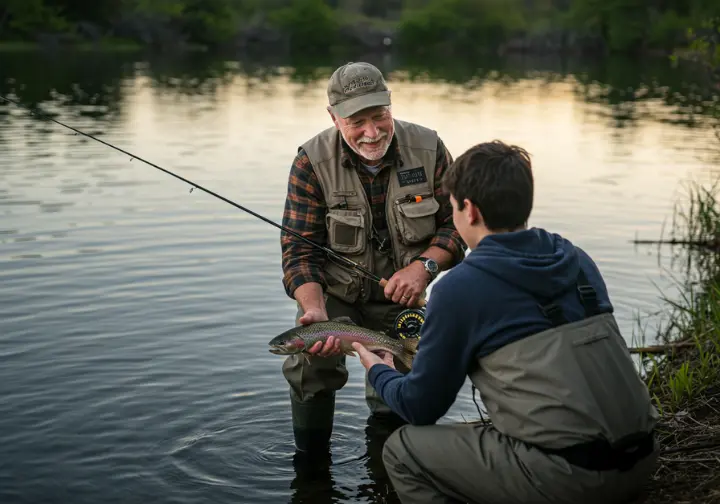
[396,349,414,370]
[400,337,420,354]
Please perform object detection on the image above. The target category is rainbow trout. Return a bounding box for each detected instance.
[268,316,419,369]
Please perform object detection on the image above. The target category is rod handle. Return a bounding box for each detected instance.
[379,278,427,308]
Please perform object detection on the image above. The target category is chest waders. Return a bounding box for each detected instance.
[381,269,660,504]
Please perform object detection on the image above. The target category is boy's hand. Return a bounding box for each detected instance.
[352,342,395,370]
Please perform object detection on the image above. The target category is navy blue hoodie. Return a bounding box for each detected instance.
[368,227,614,426]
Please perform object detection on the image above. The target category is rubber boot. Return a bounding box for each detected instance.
[290,390,336,454]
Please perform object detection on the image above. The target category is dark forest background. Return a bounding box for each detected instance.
[0,0,718,60]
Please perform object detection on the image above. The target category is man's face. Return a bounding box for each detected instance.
[332,106,394,163]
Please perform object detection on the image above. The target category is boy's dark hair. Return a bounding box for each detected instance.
[442,140,533,231]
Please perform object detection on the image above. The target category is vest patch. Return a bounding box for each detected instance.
[397,167,427,187]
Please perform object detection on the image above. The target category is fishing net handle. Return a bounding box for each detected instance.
[378,278,427,308]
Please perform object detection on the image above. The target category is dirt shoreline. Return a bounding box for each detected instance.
[635,395,720,502]
[634,341,720,503]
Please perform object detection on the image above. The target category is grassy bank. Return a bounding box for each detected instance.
[632,176,720,503]
[629,26,720,500]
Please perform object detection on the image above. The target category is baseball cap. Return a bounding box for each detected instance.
[327,62,391,119]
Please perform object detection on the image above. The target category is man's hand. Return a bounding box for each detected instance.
[298,307,328,326]
[383,260,429,307]
[352,342,395,371]
[307,335,343,357]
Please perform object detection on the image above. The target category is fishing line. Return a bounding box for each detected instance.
[0,94,382,284]
[1,93,427,338]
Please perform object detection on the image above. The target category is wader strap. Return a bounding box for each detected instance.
[576,268,600,316]
[538,268,600,327]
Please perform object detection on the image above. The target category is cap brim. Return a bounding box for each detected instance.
[332,91,391,119]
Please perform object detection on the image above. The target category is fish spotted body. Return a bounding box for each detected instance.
[268,317,419,369]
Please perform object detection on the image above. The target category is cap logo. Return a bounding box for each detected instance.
[343,76,374,94]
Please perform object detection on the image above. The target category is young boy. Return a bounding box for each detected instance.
[352,140,660,504]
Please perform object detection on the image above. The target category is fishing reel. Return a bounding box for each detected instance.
[392,307,426,340]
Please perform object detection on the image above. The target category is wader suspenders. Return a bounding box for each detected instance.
[469,269,602,424]
[534,269,656,472]
[537,268,600,326]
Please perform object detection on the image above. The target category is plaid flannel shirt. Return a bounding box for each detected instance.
[280,134,466,299]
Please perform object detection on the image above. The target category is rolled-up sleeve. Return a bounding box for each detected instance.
[280,149,328,298]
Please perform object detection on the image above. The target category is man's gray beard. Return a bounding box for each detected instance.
[341,130,391,162]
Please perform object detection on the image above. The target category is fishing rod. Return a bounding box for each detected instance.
[0,94,427,337]
[0,94,383,281]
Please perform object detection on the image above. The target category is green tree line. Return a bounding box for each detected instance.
[0,0,718,56]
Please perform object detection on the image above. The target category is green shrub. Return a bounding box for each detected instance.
[647,9,690,51]
[396,0,526,55]
[268,0,339,53]
[4,0,71,38]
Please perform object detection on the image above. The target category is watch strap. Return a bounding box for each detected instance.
[415,256,438,279]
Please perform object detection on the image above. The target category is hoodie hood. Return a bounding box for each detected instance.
[465,227,580,301]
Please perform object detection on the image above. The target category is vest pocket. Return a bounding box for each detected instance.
[326,209,366,255]
[395,196,440,244]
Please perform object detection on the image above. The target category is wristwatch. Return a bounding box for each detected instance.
[415,256,439,281]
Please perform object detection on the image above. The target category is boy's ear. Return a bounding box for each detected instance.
[466,199,482,226]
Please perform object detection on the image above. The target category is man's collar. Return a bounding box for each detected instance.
[339,133,403,170]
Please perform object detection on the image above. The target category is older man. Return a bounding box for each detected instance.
[279,61,466,452]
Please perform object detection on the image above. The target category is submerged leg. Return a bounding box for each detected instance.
[361,301,409,417]
[282,295,362,452]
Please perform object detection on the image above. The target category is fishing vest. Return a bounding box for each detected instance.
[299,119,439,304]
[469,270,659,457]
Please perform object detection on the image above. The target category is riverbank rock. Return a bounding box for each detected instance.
[232,16,395,56]
[233,14,286,53]
[110,13,189,51]
[339,22,394,52]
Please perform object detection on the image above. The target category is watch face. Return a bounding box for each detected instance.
[426,259,439,273]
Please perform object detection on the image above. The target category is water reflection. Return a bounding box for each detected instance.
[1,50,717,128]
[289,451,339,503]
[142,55,237,96]
[0,51,133,124]
[356,415,406,504]
[287,414,405,504]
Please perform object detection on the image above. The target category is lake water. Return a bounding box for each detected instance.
[0,50,718,504]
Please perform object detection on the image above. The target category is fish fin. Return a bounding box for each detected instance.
[331,316,357,325]
[400,337,420,354]
[303,352,312,366]
[343,349,357,357]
